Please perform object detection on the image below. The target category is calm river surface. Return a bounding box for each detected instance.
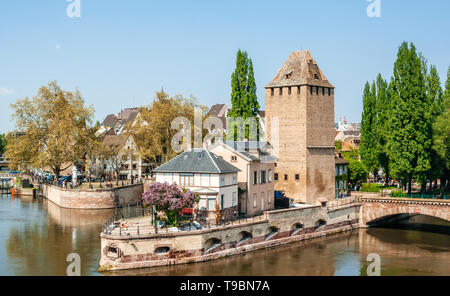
[1,193,449,276]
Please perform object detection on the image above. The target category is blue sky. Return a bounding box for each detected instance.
[0,0,449,133]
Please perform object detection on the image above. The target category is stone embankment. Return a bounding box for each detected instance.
[41,183,143,209]
[99,197,361,271]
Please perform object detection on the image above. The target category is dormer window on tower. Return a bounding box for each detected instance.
[314,74,319,80]
[284,70,293,79]
[271,88,274,96]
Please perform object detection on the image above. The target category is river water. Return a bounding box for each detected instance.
[0,193,449,276]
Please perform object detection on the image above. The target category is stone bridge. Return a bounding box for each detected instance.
[359,196,450,226]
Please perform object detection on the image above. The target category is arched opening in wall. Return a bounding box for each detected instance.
[314,220,327,232]
[290,223,304,236]
[154,247,171,255]
[236,231,253,246]
[264,226,279,241]
[204,238,221,254]
[105,245,121,260]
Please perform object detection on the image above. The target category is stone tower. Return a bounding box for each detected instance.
[265,50,335,204]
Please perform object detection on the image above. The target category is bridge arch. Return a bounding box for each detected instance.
[361,199,450,226]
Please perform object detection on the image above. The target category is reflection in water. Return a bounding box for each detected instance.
[1,194,113,276]
[0,193,449,276]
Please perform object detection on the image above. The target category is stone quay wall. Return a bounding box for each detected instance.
[99,202,361,271]
[41,183,143,209]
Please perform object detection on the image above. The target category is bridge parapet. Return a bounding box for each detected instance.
[360,196,450,227]
[361,196,450,207]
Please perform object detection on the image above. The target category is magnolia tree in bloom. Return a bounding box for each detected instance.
[142,182,198,226]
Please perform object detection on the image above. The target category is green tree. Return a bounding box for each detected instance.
[0,134,7,156]
[433,67,450,190]
[424,65,444,191]
[347,159,369,188]
[5,81,94,179]
[227,49,260,141]
[388,42,430,193]
[360,81,379,178]
[375,74,390,184]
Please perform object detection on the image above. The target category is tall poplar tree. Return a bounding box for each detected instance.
[227,49,260,141]
[424,65,443,190]
[388,42,430,193]
[433,67,450,190]
[375,74,390,184]
[360,82,379,178]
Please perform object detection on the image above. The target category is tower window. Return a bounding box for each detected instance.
[288,87,291,95]
[271,88,274,96]
[295,174,300,181]
[328,88,331,96]
[322,87,325,96]
[297,86,301,94]
[316,87,319,95]
[274,173,279,181]
[279,88,283,95]
[284,174,288,181]
[314,74,319,80]
[310,86,313,95]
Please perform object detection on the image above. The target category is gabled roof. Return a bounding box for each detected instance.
[265,50,334,89]
[102,114,118,128]
[207,104,228,118]
[153,149,240,174]
[103,134,127,149]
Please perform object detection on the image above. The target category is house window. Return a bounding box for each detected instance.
[199,197,207,211]
[260,171,266,184]
[133,164,137,170]
[253,171,257,185]
[284,174,288,181]
[180,173,194,187]
[271,88,274,96]
[261,192,265,210]
[231,156,237,162]
[274,173,279,181]
[220,175,225,186]
[122,155,128,161]
[295,174,300,181]
[268,170,273,182]
[268,191,272,204]
[232,192,237,207]
[232,173,237,184]
[253,193,257,208]
[288,87,291,95]
[208,197,216,211]
[201,174,210,186]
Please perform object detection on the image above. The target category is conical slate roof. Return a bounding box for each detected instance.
[265,50,334,89]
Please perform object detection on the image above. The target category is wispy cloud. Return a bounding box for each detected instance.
[0,87,14,95]
[56,44,61,50]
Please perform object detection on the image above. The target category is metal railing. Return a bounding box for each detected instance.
[327,196,359,211]
[102,204,153,235]
[102,211,269,237]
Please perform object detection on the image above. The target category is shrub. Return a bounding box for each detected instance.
[361,183,381,193]
[142,182,199,226]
